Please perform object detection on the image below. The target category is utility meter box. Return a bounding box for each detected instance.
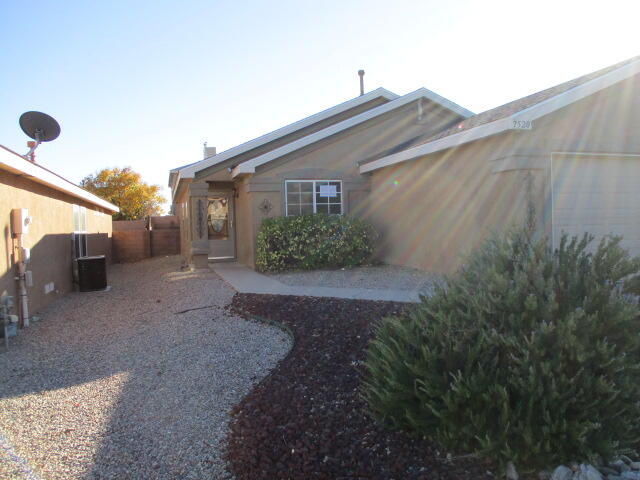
[11,209,31,235]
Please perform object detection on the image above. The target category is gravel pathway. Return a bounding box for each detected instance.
[0,256,291,480]
[269,264,443,296]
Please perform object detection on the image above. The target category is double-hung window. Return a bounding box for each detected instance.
[285,180,342,216]
[72,205,88,258]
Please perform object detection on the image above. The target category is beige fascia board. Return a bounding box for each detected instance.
[231,88,472,178]
[0,145,119,212]
[177,88,399,180]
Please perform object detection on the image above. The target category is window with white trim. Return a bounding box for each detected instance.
[285,180,342,216]
[73,205,87,232]
[72,205,88,258]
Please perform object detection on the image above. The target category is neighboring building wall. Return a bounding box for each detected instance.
[363,75,640,274]
[0,170,112,315]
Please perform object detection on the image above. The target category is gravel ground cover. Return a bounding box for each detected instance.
[227,293,494,480]
[268,264,443,295]
[0,256,291,480]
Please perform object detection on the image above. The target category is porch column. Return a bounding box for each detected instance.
[189,181,209,269]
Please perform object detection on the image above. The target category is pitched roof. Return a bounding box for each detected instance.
[230,87,473,177]
[0,145,119,212]
[361,55,640,173]
[169,86,474,196]
[169,87,399,188]
[431,55,640,143]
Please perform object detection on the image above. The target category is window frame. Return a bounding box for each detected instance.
[285,180,343,217]
[73,205,87,232]
[72,205,88,258]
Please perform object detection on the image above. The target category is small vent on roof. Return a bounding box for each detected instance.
[358,70,365,96]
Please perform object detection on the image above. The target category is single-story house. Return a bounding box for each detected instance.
[0,145,118,318]
[169,55,640,273]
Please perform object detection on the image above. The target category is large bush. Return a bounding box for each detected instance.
[256,213,377,272]
[363,230,640,470]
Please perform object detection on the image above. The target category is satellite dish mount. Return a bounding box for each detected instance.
[19,111,61,162]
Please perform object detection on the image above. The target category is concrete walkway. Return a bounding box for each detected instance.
[211,262,421,303]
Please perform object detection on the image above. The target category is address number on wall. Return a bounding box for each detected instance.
[512,120,533,130]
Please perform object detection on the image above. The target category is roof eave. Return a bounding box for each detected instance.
[174,88,400,179]
[0,145,119,213]
[231,88,473,178]
[360,116,515,173]
[361,58,640,173]
[512,57,640,123]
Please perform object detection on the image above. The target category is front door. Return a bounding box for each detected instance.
[207,193,235,260]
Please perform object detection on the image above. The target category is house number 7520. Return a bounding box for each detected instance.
[512,120,533,130]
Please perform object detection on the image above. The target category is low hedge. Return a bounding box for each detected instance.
[362,229,640,471]
[255,214,377,272]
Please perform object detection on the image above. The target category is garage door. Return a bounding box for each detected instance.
[552,155,640,256]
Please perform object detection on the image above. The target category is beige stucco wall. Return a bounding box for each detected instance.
[194,97,390,180]
[363,75,640,274]
[172,178,192,266]
[234,177,253,266]
[0,169,113,315]
[363,135,542,272]
[184,75,640,272]
[232,99,464,266]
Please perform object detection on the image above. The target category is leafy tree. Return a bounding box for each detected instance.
[80,167,165,220]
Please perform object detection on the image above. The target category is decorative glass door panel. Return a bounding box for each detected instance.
[207,193,235,259]
[208,197,229,240]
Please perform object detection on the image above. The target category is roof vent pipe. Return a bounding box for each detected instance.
[358,70,365,96]
[203,142,216,159]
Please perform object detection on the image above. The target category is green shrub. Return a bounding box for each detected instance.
[255,213,377,272]
[362,229,640,470]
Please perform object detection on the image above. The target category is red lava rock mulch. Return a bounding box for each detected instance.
[226,293,494,480]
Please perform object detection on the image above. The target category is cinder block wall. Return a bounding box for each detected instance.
[112,216,179,262]
[150,230,179,256]
[112,230,151,262]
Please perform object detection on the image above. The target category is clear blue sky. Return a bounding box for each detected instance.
[1,0,638,211]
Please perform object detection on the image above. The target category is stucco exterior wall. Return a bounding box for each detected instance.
[363,134,540,273]
[172,179,191,266]
[0,169,113,315]
[363,75,640,274]
[228,100,464,266]
[194,97,390,180]
[235,177,254,267]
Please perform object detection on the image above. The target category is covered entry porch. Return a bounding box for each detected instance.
[177,181,239,269]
